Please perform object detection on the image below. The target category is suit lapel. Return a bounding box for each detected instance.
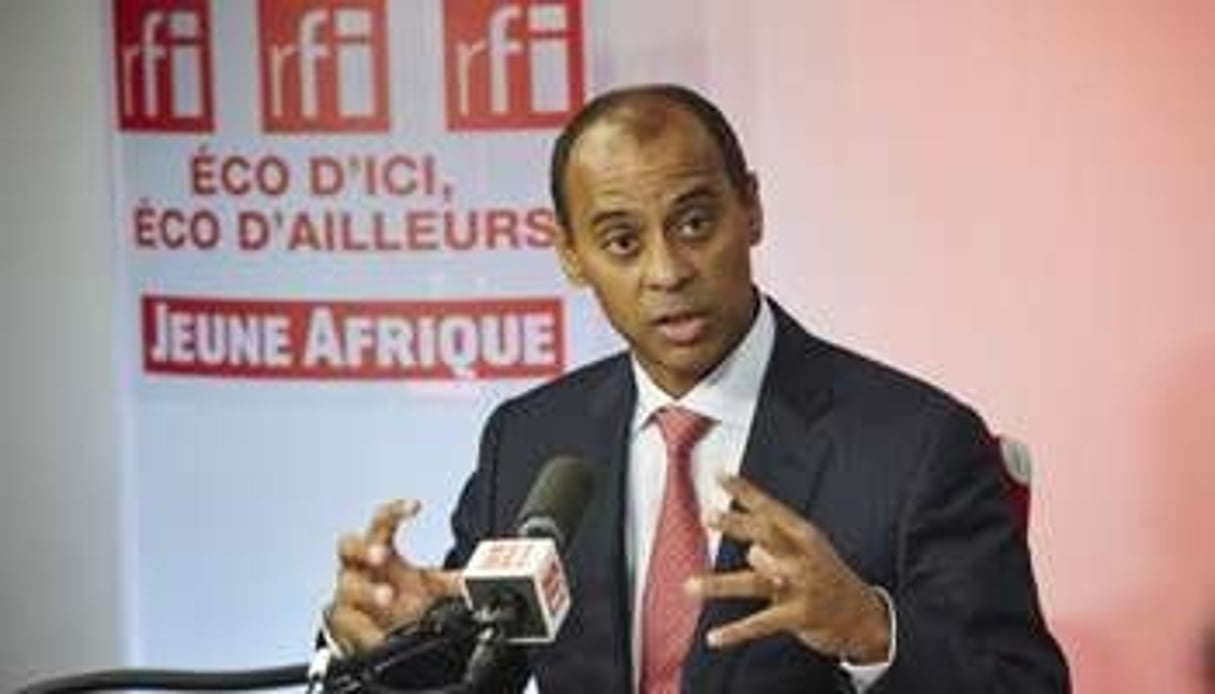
[685,303,837,693]
[577,359,636,689]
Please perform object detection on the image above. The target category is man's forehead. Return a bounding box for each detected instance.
[567,109,723,184]
[573,100,714,156]
[573,164,714,200]
[567,141,724,213]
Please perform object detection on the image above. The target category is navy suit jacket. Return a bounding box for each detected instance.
[435,300,1069,693]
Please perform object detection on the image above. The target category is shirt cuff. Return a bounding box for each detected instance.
[838,586,897,693]
[307,605,343,688]
[318,603,346,657]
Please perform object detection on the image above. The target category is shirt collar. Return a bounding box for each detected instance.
[631,295,776,433]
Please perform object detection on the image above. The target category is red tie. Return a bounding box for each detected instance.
[641,406,713,694]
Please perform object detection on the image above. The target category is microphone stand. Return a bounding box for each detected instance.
[322,607,479,694]
[454,602,517,694]
[331,601,518,694]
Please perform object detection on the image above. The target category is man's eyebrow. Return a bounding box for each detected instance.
[587,208,634,232]
[670,185,719,208]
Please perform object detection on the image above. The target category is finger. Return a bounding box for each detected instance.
[422,568,463,598]
[378,569,464,628]
[364,499,421,567]
[705,602,802,649]
[706,507,795,554]
[328,604,387,653]
[717,475,809,531]
[336,569,396,617]
[687,569,771,601]
[366,499,419,545]
[717,475,824,549]
[377,557,461,598]
[338,532,377,570]
[339,531,401,572]
[746,543,789,577]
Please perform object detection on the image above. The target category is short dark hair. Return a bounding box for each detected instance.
[548,83,752,231]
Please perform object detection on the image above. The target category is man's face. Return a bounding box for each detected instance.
[556,103,762,396]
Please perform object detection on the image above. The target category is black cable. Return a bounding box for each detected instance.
[16,601,485,694]
[15,663,308,694]
[325,630,471,694]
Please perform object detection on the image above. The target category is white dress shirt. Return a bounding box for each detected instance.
[625,297,894,691]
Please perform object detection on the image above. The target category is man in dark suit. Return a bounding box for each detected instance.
[326,84,1070,692]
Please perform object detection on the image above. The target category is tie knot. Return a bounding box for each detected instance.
[653,406,712,461]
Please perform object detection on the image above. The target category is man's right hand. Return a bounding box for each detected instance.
[328,499,462,653]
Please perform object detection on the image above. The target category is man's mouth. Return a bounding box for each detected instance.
[653,311,710,345]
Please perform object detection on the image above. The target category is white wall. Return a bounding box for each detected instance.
[746,4,1215,692]
[0,1,127,688]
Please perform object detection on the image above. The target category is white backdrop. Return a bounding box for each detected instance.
[109,0,737,668]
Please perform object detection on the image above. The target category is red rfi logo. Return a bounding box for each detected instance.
[257,0,390,133]
[443,0,585,130]
[483,541,533,570]
[113,0,214,132]
[540,556,568,615]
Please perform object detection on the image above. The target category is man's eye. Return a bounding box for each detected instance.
[601,231,640,257]
[674,209,715,238]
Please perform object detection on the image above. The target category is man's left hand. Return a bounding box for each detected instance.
[687,474,891,664]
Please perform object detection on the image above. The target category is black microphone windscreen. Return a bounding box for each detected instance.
[514,455,595,548]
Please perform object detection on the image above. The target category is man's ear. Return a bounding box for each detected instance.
[744,172,763,246]
[555,228,588,286]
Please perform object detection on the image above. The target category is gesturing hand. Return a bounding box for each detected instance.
[328,499,461,653]
[687,474,891,664]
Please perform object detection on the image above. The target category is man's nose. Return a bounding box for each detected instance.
[642,233,694,290]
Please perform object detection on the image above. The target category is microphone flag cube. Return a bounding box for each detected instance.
[460,537,571,643]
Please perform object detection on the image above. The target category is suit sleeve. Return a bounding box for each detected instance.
[441,402,534,692]
[872,404,1071,693]
[443,404,506,570]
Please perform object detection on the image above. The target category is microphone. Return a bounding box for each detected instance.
[460,455,596,644]
[453,455,595,691]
